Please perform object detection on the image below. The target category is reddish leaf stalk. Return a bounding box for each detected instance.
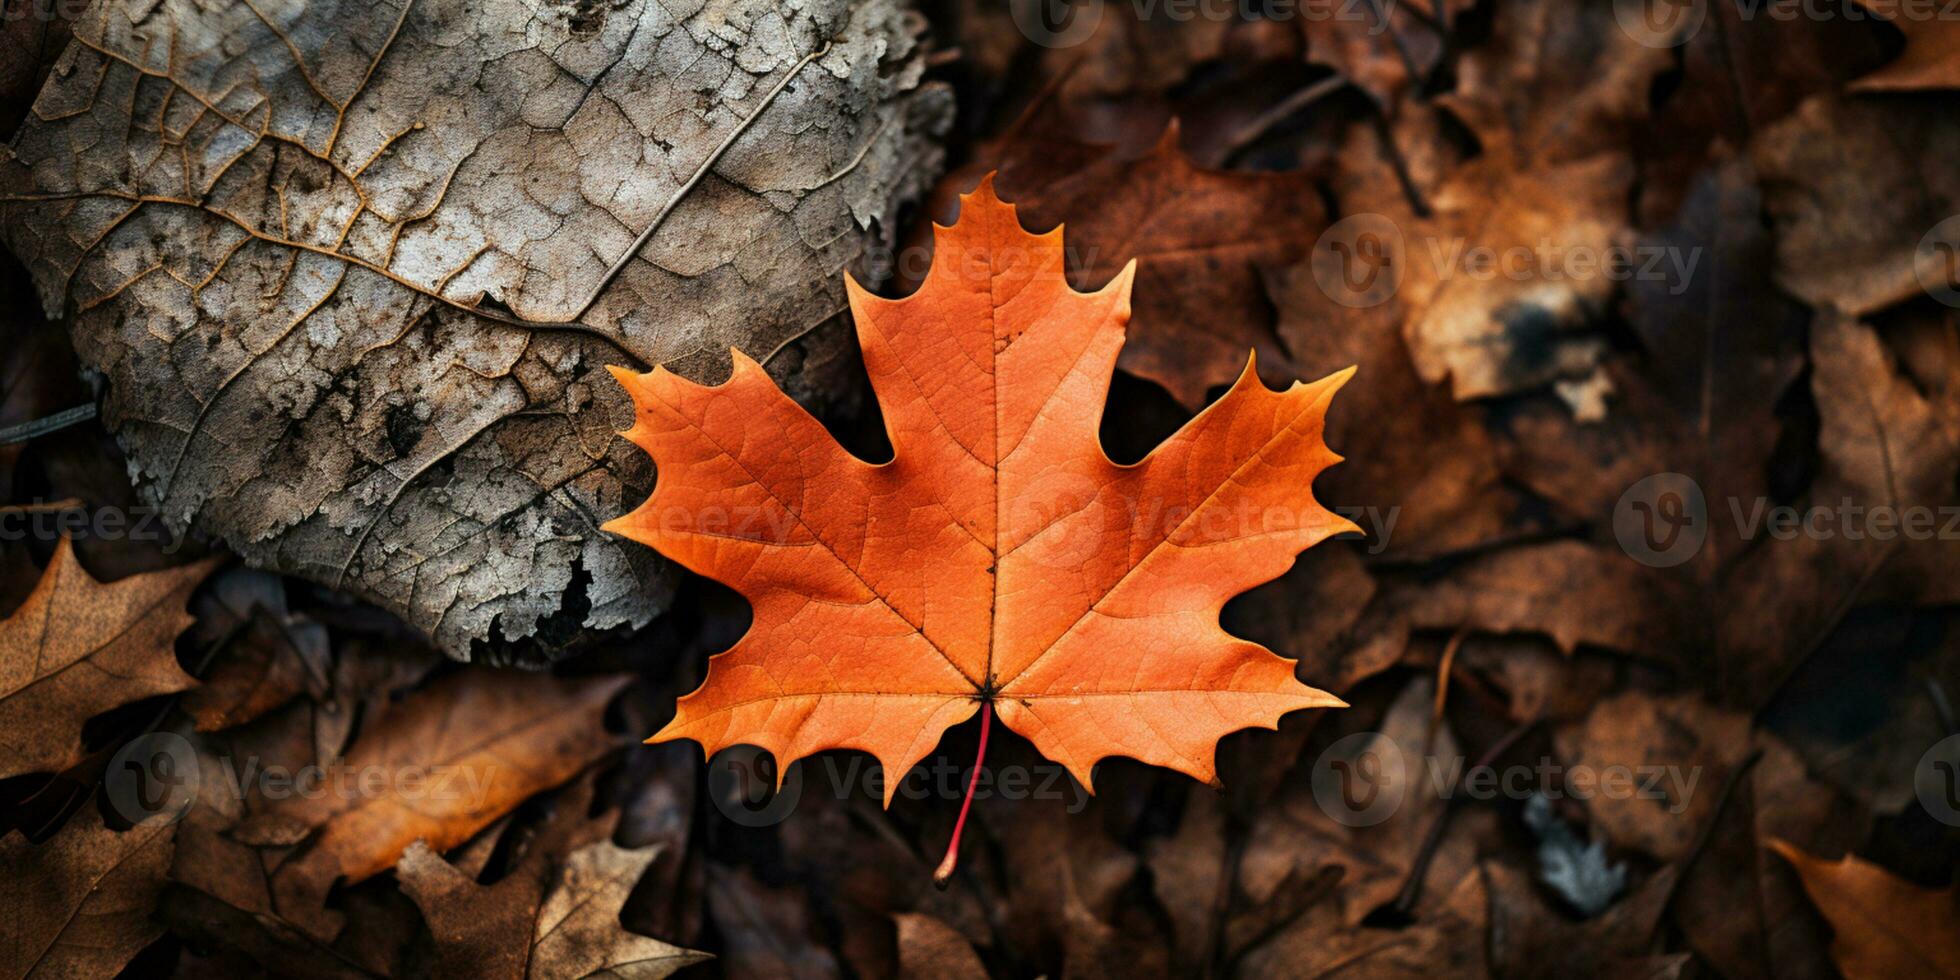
[932,700,993,886]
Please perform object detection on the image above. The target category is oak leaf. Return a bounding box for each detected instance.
[1771,840,1960,980]
[606,179,1352,812]
[0,808,175,980]
[0,537,213,779]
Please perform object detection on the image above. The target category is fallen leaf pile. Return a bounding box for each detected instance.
[3,0,1960,977]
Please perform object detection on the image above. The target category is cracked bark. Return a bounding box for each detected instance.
[0,0,952,662]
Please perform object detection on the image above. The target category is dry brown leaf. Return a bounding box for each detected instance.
[1144,789,1229,973]
[181,615,315,732]
[229,668,629,939]
[1554,692,1863,980]
[1484,861,1688,980]
[707,864,845,979]
[1556,692,1862,864]
[400,793,709,980]
[1636,0,1887,225]
[0,537,212,778]
[1236,678,1494,975]
[1850,1,1960,91]
[1397,540,1692,660]
[0,809,174,980]
[1399,0,1674,399]
[1491,158,1809,578]
[893,911,988,980]
[1296,0,1468,106]
[0,0,952,659]
[1239,867,1487,980]
[1717,309,1960,705]
[1771,840,1960,980]
[1267,257,1526,562]
[1752,94,1960,316]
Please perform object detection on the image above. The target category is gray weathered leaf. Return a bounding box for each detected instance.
[0,0,951,660]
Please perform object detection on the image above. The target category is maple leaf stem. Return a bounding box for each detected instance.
[932,700,993,887]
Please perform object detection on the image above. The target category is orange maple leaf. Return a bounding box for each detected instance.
[606,178,1355,877]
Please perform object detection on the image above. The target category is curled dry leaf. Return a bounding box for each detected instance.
[400,814,709,980]
[1848,0,1960,91]
[0,0,952,660]
[0,809,175,980]
[0,536,213,779]
[606,180,1354,815]
[1771,840,1960,980]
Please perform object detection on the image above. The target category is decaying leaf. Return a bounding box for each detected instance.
[1400,0,1675,399]
[399,784,709,980]
[0,537,212,778]
[0,809,174,980]
[1849,0,1960,91]
[1397,540,1692,661]
[607,179,1353,801]
[1485,861,1688,980]
[1237,677,1494,976]
[0,0,953,660]
[1752,95,1960,316]
[893,912,988,980]
[229,667,629,938]
[1267,256,1526,562]
[1772,840,1960,980]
